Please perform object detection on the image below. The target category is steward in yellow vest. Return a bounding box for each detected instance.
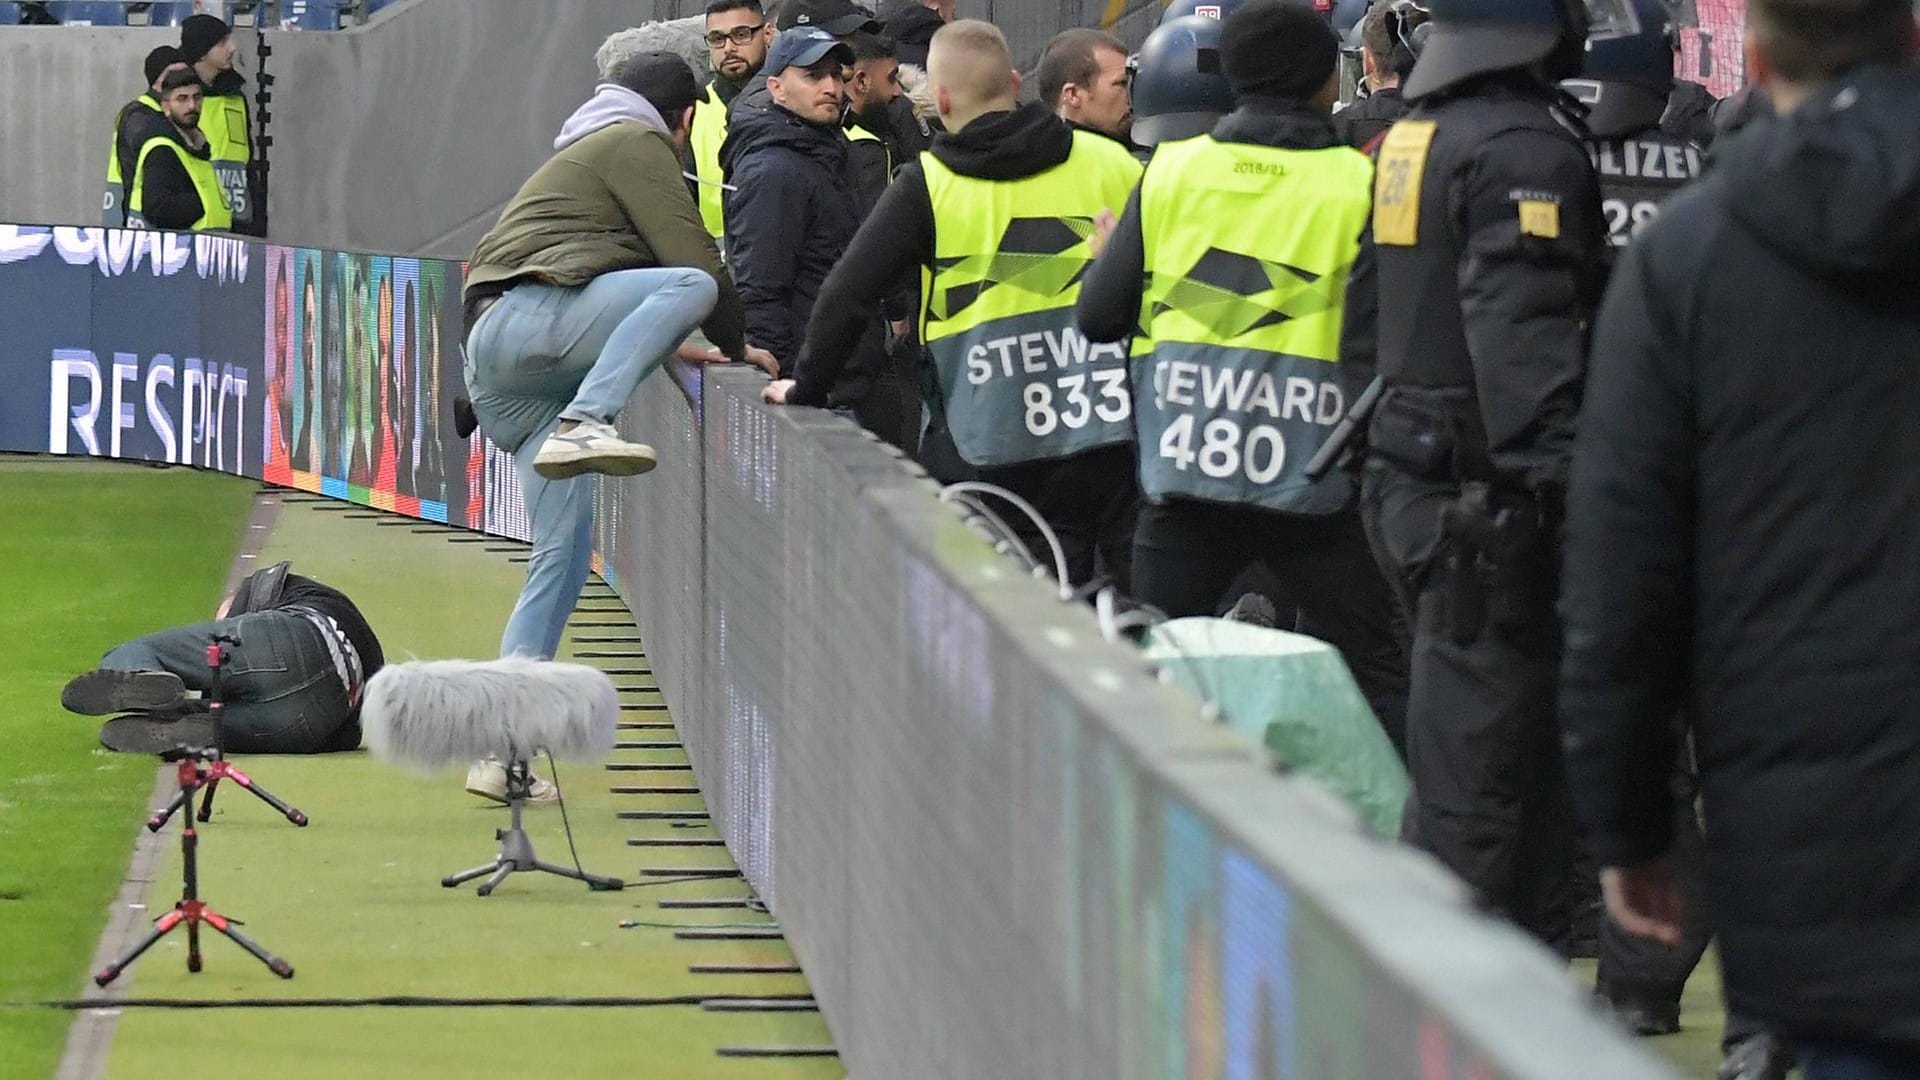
[692,1,776,243]
[127,71,233,233]
[1076,2,1408,741]
[765,20,1141,589]
[179,13,261,234]
[105,46,186,227]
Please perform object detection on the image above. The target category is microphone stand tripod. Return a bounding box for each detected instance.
[147,636,308,832]
[95,745,294,986]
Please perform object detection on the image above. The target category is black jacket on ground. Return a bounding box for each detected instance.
[1079,98,1343,348]
[877,0,944,68]
[722,86,871,397]
[1561,65,1920,1046]
[790,103,1075,406]
[1333,87,1408,150]
[139,126,215,230]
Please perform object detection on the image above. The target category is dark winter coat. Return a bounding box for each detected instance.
[1561,65,1920,1048]
[138,126,217,231]
[721,85,873,398]
[1332,87,1408,150]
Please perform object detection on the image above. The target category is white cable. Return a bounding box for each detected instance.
[939,482,1073,601]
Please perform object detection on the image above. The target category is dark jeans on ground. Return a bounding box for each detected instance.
[1362,463,1572,946]
[101,610,355,754]
[1798,1043,1920,1080]
[977,443,1140,592]
[1133,495,1411,754]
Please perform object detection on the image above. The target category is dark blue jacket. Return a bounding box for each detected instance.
[722,85,873,403]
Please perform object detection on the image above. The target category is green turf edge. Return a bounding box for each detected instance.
[0,461,256,1080]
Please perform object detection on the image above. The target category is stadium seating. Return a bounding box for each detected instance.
[284,0,341,30]
[45,1,127,23]
[142,1,196,26]
[0,0,387,28]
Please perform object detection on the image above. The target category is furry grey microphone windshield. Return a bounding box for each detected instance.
[361,658,620,770]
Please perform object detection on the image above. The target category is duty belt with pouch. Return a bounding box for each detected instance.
[1367,386,1475,481]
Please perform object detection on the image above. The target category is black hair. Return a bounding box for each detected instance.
[1750,0,1913,82]
[157,67,203,95]
[706,0,763,15]
[848,30,896,64]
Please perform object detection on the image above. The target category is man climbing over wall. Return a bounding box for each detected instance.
[461,51,775,800]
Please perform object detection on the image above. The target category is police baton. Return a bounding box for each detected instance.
[1303,376,1384,483]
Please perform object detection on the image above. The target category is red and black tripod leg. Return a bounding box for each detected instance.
[202,908,294,979]
[212,761,308,826]
[94,907,186,987]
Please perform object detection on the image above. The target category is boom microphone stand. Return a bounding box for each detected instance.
[95,746,294,986]
[147,636,308,832]
[441,759,624,896]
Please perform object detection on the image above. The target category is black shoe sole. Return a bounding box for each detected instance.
[99,714,218,755]
[62,670,187,716]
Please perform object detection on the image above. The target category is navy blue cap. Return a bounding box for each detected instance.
[765,26,855,74]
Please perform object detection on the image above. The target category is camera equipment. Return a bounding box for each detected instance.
[94,744,294,986]
[146,636,309,832]
[361,658,625,896]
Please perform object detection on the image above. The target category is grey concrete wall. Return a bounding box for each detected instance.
[260,0,650,258]
[0,24,229,230]
[0,0,1166,257]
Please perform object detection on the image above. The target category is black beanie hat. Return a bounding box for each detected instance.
[178,13,231,66]
[144,45,181,86]
[1219,0,1341,102]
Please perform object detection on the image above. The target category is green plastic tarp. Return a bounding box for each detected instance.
[1144,617,1408,838]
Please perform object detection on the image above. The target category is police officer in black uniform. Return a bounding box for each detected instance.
[1341,0,1607,948]
[1128,14,1238,159]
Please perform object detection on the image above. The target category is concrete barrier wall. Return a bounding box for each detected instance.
[0,0,1169,258]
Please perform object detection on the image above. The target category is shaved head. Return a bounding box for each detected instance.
[928,19,1020,131]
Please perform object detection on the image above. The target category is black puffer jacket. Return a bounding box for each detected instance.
[721,85,869,398]
[1562,66,1920,1048]
[1332,87,1408,150]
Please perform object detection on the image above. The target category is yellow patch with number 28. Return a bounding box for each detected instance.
[1518,199,1561,239]
[1373,120,1437,247]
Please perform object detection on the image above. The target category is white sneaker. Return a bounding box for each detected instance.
[532,420,657,480]
[464,759,562,806]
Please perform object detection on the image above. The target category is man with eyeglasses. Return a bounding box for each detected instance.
[691,0,775,244]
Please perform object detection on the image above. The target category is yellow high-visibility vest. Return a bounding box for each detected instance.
[919,130,1143,466]
[127,134,234,232]
[197,91,253,227]
[690,82,728,241]
[1132,133,1373,513]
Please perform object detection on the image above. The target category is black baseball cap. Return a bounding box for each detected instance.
[609,52,701,116]
[765,26,856,74]
[775,0,882,35]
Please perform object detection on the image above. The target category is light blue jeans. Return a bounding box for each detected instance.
[464,267,717,660]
